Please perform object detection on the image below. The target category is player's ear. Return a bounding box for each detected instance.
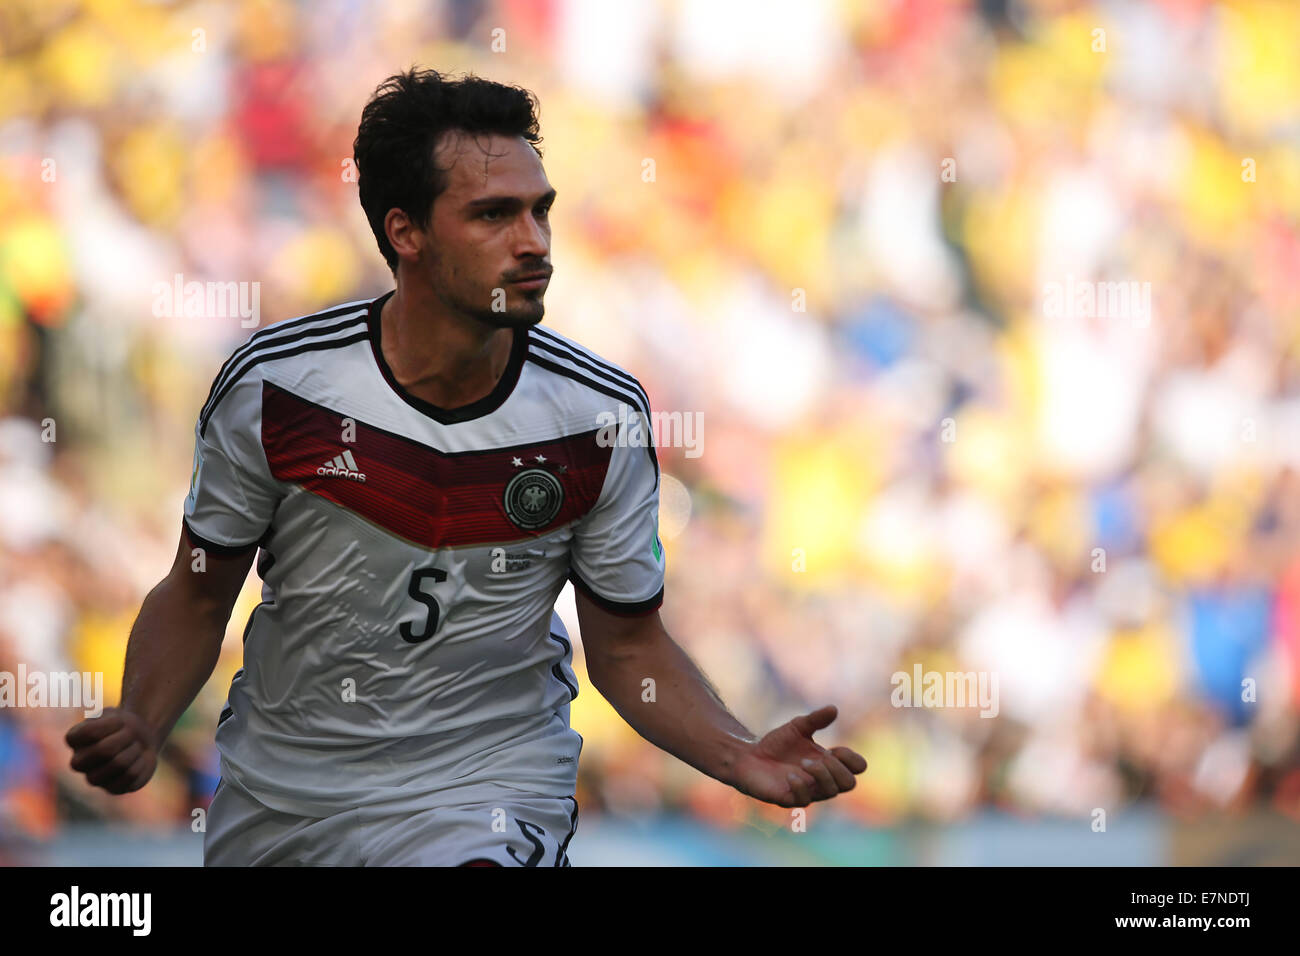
[384,207,424,265]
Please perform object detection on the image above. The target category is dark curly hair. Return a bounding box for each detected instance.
[353,68,544,270]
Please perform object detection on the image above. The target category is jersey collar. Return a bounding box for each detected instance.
[367,289,529,425]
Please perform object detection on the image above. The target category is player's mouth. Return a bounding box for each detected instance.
[510,271,551,290]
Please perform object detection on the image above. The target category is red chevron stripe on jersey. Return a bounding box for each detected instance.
[260,381,611,548]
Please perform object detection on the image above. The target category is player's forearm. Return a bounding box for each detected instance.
[586,624,758,787]
[119,576,227,749]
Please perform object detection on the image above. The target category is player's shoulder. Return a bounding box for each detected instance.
[523,324,652,415]
[197,295,376,435]
[221,295,374,372]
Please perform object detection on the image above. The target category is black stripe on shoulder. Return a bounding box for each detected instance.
[200,301,371,412]
[200,308,369,424]
[526,337,650,420]
[200,301,369,416]
[529,326,642,387]
[525,345,649,419]
[199,329,370,437]
[529,328,652,415]
[525,352,659,481]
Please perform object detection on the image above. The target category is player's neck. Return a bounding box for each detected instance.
[380,284,515,410]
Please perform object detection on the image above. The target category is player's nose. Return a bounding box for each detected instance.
[512,213,549,258]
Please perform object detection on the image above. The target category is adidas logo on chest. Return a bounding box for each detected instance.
[317,449,366,482]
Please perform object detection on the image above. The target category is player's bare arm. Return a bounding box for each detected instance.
[574,589,867,808]
[65,527,254,795]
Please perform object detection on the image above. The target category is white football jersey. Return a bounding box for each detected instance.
[183,290,665,816]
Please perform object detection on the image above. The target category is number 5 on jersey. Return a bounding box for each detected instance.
[400,567,447,643]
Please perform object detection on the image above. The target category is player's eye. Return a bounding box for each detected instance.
[535,203,552,218]
[481,208,505,221]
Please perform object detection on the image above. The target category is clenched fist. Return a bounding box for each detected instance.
[65,707,159,795]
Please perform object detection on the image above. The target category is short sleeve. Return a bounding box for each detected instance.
[568,409,666,616]
[182,371,281,554]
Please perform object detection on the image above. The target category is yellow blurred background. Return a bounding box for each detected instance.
[1,0,1299,863]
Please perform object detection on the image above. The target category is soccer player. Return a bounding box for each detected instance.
[65,68,867,866]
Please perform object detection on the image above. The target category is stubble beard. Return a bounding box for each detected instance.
[435,273,545,331]
[474,289,545,330]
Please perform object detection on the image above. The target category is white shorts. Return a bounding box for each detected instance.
[204,777,579,866]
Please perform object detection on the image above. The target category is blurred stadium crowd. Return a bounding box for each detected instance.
[2,0,1300,858]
